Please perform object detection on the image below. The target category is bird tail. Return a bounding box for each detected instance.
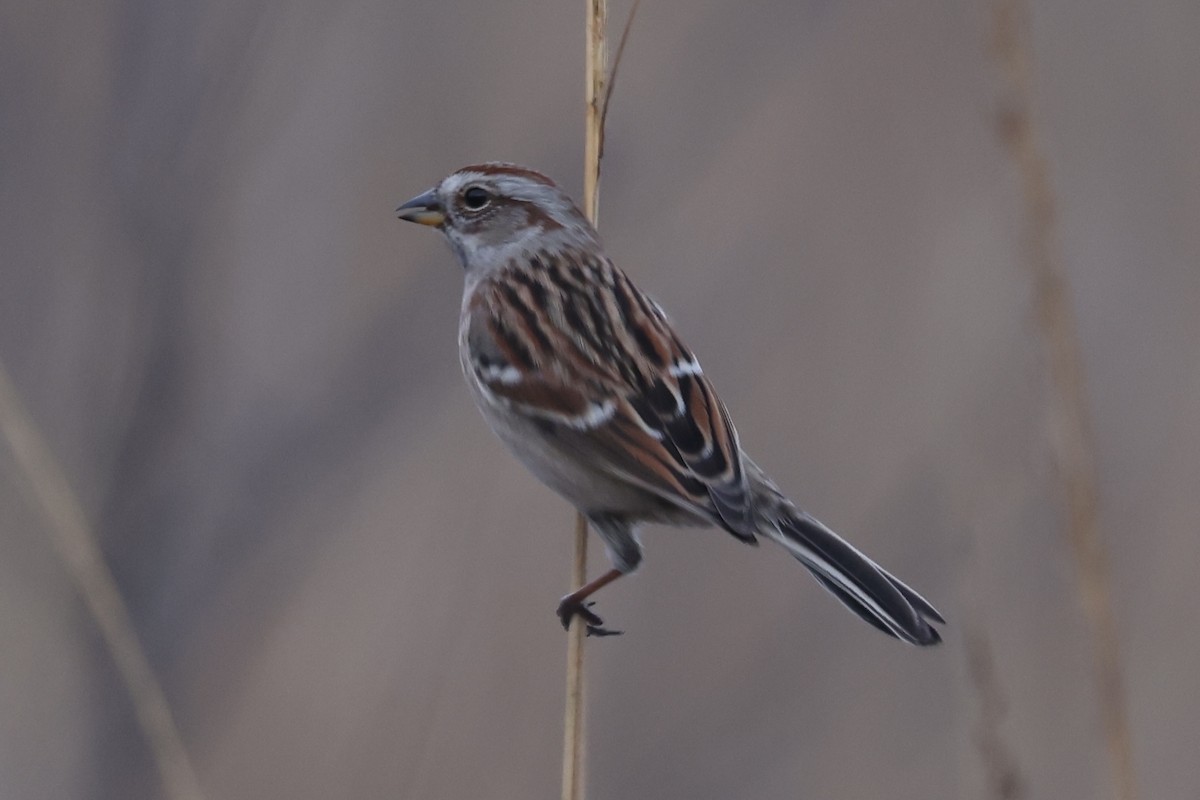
[758,505,945,646]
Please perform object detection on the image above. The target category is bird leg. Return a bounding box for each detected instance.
[557,568,625,637]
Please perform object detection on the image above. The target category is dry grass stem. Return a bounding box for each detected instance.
[0,362,205,800]
[992,2,1138,799]
[562,6,607,800]
[582,0,607,224]
[965,623,1026,800]
[598,0,641,162]
[562,511,590,800]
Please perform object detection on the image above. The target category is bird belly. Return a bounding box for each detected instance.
[467,397,695,527]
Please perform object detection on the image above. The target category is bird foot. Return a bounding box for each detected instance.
[557,598,623,637]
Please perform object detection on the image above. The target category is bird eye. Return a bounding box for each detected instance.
[462,186,491,210]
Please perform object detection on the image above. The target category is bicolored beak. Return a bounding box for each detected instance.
[396,188,445,227]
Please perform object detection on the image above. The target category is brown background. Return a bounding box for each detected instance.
[2,1,1198,798]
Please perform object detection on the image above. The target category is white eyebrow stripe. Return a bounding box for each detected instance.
[444,171,488,193]
[668,357,703,378]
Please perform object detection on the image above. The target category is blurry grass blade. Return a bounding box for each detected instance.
[0,362,206,800]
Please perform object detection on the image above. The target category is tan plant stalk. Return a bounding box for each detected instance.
[965,621,1026,800]
[561,6,606,800]
[992,2,1138,799]
[0,362,205,800]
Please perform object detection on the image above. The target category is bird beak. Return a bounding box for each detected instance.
[396,188,446,227]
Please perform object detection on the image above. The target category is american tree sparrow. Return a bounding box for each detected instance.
[397,163,943,644]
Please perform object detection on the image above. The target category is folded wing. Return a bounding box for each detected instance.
[464,253,755,539]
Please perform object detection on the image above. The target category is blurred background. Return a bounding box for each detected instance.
[2,1,1198,798]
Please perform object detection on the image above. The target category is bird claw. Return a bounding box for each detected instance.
[557,597,623,637]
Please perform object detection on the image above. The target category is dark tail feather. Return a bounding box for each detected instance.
[767,509,944,646]
[888,571,946,625]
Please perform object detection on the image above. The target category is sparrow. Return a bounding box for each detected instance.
[397,163,944,644]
